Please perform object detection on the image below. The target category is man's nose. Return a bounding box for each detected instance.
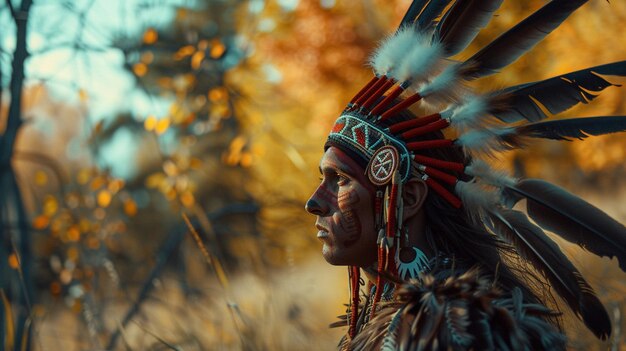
[305,190,329,216]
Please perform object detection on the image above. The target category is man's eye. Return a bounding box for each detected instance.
[337,173,349,186]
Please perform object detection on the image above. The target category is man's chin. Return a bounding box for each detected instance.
[322,245,347,266]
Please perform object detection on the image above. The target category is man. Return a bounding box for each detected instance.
[305,1,626,349]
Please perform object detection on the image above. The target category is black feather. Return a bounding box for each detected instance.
[435,0,504,57]
[516,116,626,141]
[488,209,612,340]
[461,0,588,80]
[491,61,626,122]
[505,179,626,272]
[398,0,430,30]
[416,0,455,30]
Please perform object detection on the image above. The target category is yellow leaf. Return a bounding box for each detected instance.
[208,87,227,102]
[210,40,226,59]
[145,173,165,188]
[174,45,195,60]
[180,192,195,208]
[8,253,19,269]
[77,169,91,185]
[240,153,253,167]
[144,115,157,131]
[90,176,106,190]
[97,190,112,208]
[34,170,48,186]
[133,63,148,77]
[124,199,138,217]
[33,215,50,230]
[191,51,205,69]
[67,226,80,242]
[155,118,170,135]
[43,196,58,216]
[143,28,158,45]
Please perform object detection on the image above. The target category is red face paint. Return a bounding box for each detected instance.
[306,147,378,267]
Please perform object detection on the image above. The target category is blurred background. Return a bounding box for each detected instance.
[1,0,626,350]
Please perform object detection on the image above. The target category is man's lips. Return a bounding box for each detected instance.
[316,223,330,239]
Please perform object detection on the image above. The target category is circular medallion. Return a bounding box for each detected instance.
[367,145,399,186]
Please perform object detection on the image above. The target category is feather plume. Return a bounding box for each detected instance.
[415,0,455,30]
[505,179,626,272]
[394,35,443,83]
[454,181,498,221]
[418,64,468,105]
[370,27,419,76]
[435,0,504,57]
[455,128,519,157]
[464,159,515,188]
[445,97,492,130]
[490,61,626,122]
[460,0,588,80]
[487,209,612,340]
[398,0,429,29]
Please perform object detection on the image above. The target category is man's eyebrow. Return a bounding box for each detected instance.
[320,163,356,176]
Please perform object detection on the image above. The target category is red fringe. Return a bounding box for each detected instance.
[401,119,450,139]
[370,85,404,116]
[406,139,453,151]
[423,167,458,185]
[363,80,395,109]
[413,154,465,173]
[379,93,422,121]
[425,177,462,208]
[349,266,360,339]
[354,76,387,106]
[388,113,441,134]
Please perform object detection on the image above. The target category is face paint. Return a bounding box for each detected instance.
[305,147,378,267]
[338,188,361,244]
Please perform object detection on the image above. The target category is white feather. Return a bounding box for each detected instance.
[455,181,498,221]
[455,128,515,157]
[393,37,443,82]
[370,27,417,76]
[448,97,488,130]
[419,64,461,98]
[465,159,516,188]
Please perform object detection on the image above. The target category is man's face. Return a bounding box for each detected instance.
[305,147,378,267]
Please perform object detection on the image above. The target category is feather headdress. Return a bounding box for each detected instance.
[324,0,626,341]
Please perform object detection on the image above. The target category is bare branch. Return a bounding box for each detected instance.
[5,0,16,20]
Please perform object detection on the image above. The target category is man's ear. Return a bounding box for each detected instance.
[402,178,428,219]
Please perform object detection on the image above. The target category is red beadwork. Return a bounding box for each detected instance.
[354,76,387,106]
[363,80,395,109]
[406,139,454,151]
[331,122,345,133]
[349,265,360,339]
[380,93,422,121]
[423,167,458,185]
[413,155,465,173]
[388,113,441,134]
[401,118,450,139]
[370,85,405,116]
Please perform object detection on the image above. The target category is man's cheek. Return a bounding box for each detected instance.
[338,188,361,243]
